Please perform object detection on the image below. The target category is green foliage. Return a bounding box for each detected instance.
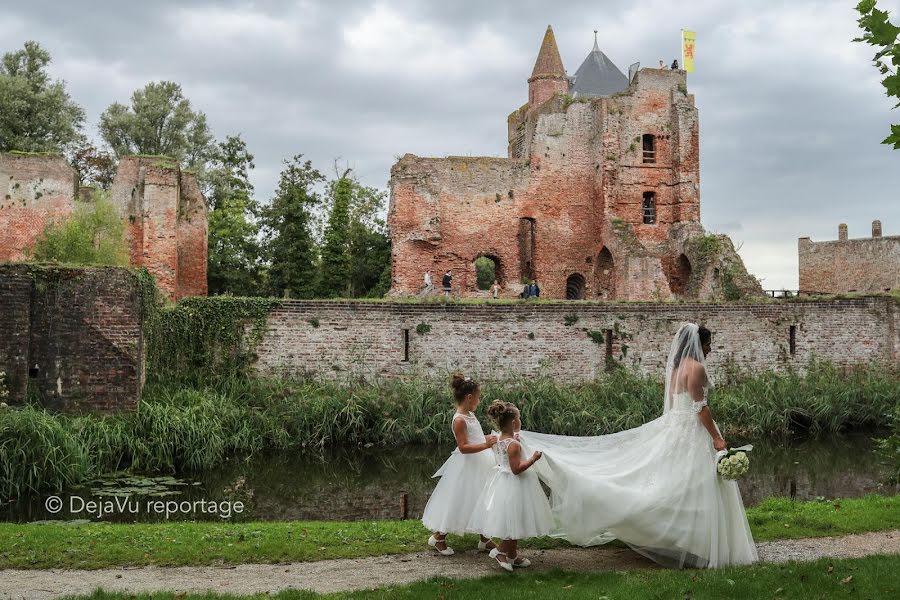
[98,81,214,169]
[474,256,496,290]
[415,322,431,335]
[143,295,279,383]
[586,330,605,345]
[694,233,723,258]
[261,156,325,299]
[307,317,320,328]
[28,195,129,266]
[0,41,85,153]
[67,140,117,189]
[721,266,742,301]
[206,135,263,297]
[877,404,900,484]
[564,313,579,326]
[855,0,900,148]
[317,171,353,297]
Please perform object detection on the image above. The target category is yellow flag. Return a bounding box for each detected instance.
[682,30,696,73]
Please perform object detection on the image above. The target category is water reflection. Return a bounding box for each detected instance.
[1,433,894,523]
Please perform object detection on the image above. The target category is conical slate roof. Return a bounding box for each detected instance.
[569,35,628,97]
[530,25,566,81]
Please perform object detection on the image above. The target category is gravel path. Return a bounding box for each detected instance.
[3,530,898,599]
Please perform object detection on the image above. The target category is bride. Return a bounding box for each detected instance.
[520,323,758,568]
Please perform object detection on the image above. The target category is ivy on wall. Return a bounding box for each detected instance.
[137,269,278,383]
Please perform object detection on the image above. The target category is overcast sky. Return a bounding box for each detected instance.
[2,0,898,289]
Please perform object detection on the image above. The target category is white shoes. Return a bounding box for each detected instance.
[477,539,496,552]
[512,556,531,568]
[428,535,454,556]
[489,547,514,572]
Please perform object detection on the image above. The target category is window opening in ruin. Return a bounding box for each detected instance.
[605,329,614,370]
[642,192,656,225]
[595,247,615,299]
[566,273,586,300]
[789,325,796,356]
[474,256,499,291]
[402,329,410,362]
[642,134,656,163]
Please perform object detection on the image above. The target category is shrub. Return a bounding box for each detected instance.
[28,194,129,266]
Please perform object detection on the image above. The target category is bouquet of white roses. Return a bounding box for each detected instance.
[716,444,752,480]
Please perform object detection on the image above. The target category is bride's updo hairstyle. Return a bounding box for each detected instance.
[672,324,713,367]
[450,373,480,404]
[487,400,519,430]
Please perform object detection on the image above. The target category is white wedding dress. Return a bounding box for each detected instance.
[520,324,758,569]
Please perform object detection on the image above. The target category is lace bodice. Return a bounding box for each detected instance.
[492,438,516,473]
[453,411,486,444]
[670,390,708,413]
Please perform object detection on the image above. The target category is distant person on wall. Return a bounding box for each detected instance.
[530,280,540,298]
[658,59,666,69]
[424,270,433,293]
[442,270,453,300]
[491,279,501,299]
[671,59,679,70]
[520,282,531,299]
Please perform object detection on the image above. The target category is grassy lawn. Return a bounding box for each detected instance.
[50,555,900,599]
[1,495,897,570]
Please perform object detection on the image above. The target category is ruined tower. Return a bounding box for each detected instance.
[388,27,761,301]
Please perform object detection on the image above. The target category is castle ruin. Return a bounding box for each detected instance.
[0,152,207,300]
[388,26,761,300]
[799,221,899,295]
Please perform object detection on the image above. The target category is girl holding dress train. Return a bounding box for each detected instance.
[468,401,554,572]
[422,374,499,555]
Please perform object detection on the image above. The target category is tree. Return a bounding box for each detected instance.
[29,194,129,266]
[318,170,353,297]
[0,41,85,153]
[68,140,117,189]
[98,81,214,168]
[856,0,900,148]
[206,135,263,296]
[261,155,324,298]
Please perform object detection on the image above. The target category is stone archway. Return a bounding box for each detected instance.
[566,273,586,300]
[665,253,692,296]
[594,247,615,299]
[473,254,502,291]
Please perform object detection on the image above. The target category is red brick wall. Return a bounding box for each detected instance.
[110,157,208,300]
[252,297,899,383]
[0,265,144,412]
[387,68,733,301]
[0,154,76,262]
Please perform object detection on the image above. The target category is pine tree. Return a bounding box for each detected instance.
[318,170,353,297]
[261,155,324,298]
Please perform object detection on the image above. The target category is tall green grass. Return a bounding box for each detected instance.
[0,361,897,500]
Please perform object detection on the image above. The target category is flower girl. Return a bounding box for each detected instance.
[421,374,499,555]
[468,400,553,571]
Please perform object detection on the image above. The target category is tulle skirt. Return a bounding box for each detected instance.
[467,467,555,540]
[421,448,496,535]
[521,411,758,568]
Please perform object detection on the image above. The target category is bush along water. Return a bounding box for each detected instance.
[1,361,898,501]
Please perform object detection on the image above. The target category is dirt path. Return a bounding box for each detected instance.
[3,530,898,599]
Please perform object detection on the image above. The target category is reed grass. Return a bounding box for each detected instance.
[0,361,897,500]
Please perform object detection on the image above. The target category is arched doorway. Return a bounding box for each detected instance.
[594,247,615,299]
[666,253,692,296]
[473,254,502,291]
[566,273,586,300]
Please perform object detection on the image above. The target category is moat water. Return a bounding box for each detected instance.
[2,433,894,523]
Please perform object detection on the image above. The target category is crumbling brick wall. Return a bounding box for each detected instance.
[388,54,758,301]
[0,265,144,412]
[0,153,208,301]
[251,297,899,383]
[799,222,900,294]
[0,153,77,262]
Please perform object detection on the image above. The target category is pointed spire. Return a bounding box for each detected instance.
[593,30,599,52]
[530,25,566,81]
